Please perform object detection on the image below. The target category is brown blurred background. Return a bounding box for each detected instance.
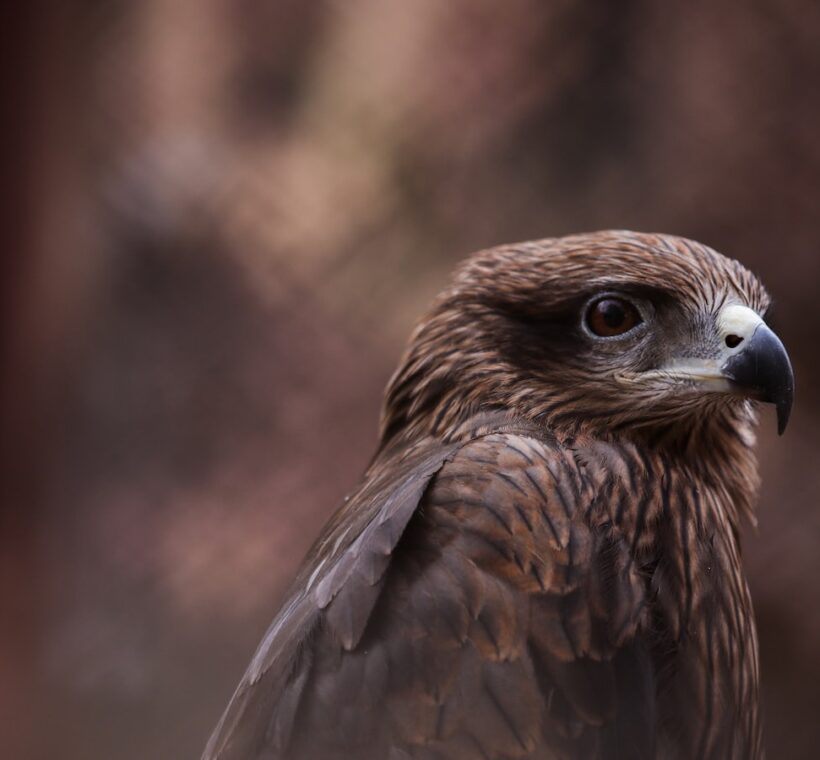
[3,2,819,759]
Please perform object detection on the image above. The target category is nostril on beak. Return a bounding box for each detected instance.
[725,334,743,349]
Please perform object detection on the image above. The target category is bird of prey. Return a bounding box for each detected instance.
[203,231,793,760]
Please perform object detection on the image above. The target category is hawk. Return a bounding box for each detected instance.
[203,231,794,760]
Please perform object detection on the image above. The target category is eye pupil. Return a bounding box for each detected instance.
[600,300,626,327]
[586,296,642,337]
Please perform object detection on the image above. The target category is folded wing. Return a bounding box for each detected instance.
[204,425,655,760]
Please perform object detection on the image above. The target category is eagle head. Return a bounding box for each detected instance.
[381,231,794,451]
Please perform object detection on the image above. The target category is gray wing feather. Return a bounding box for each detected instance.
[202,437,464,760]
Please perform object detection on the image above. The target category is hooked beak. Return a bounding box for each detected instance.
[651,304,795,434]
[721,319,794,435]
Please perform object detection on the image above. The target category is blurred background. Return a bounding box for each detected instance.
[3,2,819,758]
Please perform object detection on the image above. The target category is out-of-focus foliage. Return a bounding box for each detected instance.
[4,2,819,759]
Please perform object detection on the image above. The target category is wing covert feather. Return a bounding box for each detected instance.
[203,436,466,760]
[204,423,655,760]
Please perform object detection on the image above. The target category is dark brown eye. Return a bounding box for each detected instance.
[585,297,642,337]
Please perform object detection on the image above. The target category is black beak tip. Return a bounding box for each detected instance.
[770,350,794,436]
[776,393,793,436]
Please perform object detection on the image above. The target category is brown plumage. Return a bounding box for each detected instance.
[202,231,794,760]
